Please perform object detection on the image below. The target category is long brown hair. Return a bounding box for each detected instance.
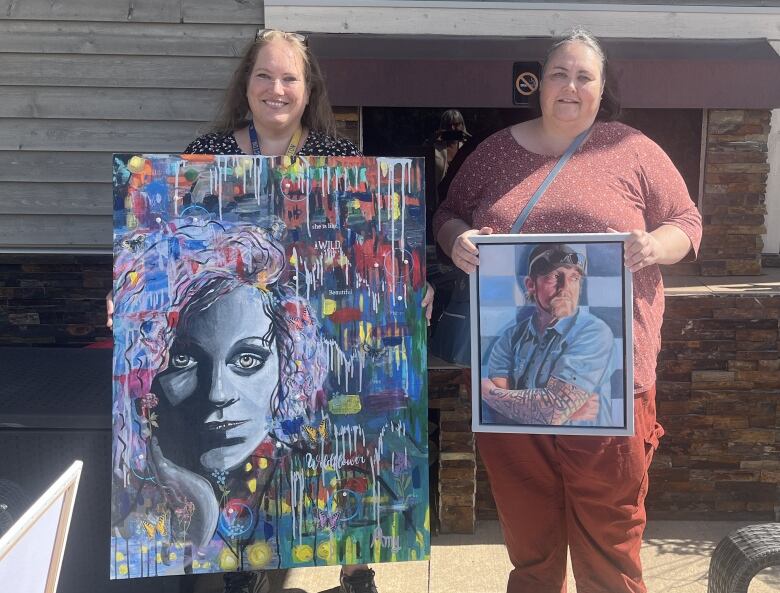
[211,30,338,137]
[543,27,621,122]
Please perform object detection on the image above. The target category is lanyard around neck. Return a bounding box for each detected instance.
[248,121,302,157]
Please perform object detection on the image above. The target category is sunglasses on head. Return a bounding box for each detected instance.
[529,249,587,276]
[255,28,307,45]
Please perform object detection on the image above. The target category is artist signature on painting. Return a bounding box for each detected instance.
[372,527,401,553]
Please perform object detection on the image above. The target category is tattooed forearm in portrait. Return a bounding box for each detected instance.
[482,376,592,425]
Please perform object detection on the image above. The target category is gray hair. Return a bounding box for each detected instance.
[542,27,621,122]
[544,27,607,77]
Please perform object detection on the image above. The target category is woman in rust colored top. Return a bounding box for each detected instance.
[433,29,702,593]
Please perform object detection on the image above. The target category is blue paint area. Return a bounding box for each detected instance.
[587,306,625,337]
[586,242,623,277]
[479,276,519,306]
[111,155,430,579]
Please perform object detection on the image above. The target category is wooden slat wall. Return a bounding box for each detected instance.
[0,2,263,251]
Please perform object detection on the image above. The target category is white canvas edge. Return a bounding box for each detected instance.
[469,233,635,437]
[0,460,83,592]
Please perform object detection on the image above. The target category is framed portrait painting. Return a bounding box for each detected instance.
[470,233,634,436]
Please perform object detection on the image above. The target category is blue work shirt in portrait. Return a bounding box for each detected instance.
[487,309,614,427]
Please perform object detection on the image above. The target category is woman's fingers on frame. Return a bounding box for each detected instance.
[624,231,649,263]
[627,250,652,271]
[421,282,434,324]
[457,236,479,254]
[106,292,114,329]
[453,253,477,274]
[458,249,480,267]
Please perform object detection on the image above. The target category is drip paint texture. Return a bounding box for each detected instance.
[110,154,429,578]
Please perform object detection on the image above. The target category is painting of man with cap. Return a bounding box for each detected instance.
[480,242,617,429]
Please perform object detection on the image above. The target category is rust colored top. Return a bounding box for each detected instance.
[432,121,702,393]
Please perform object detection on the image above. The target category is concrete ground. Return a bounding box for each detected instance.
[190,520,780,593]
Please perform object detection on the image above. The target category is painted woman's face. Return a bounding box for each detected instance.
[156,285,280,472]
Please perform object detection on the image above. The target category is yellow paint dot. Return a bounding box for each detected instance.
[293,544,314,563]
[127,156,146,173]
[352,199,361,209]
[156,553,163,563]
[316,541,332,561]
[218,548,239,571]
[118,564,129,576]
[192,560,200,569]
[247,542,273,568]
[245,462,252,472]
[201,561,211,569]
[259,457,268,469]
[247,478,257,493]
[140,545,148,554]
[255,271,270,289]
[329,394,362,415]
[322,299,337,316]
[168,552,177,561]
[115,552,125,561]
[392,192,401,219]
[289,253,298,266]
[128,271,139,286]
[233,165,244,177]
[380,161,388,177]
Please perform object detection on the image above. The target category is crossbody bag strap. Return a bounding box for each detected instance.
[509,126,591,234]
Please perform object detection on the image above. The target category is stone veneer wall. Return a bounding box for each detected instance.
[430,370,476,533]
[698,109,771,276]
[651,292,780,520]
[464,292,780,528]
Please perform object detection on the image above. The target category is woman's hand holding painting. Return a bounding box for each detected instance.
[451,226,493,274]
[609,225,693,273]
[106,291,114,329]
[422,282,435,325]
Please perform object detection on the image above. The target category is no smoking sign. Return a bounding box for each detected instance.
[512,61,541,106]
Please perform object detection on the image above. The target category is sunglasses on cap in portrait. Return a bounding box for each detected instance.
[255,28,308,44]
[529,249,587,276]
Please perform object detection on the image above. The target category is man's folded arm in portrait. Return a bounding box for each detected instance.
[482,319,614,426]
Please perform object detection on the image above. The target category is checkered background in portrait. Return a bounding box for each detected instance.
[477,241,628,427]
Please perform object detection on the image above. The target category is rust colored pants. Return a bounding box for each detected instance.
[477,386,662,593]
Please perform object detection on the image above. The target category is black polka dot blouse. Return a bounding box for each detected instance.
[184,129,361,157]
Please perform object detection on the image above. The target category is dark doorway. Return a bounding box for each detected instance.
[362,106,539,244]
[362,107,538,157]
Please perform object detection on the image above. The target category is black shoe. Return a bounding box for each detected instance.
[223,570,270,593]
[340,568,379,593]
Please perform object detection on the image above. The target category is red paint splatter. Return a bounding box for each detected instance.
[412,250,423,288]
[328,308,362,324]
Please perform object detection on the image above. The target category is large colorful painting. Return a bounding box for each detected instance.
[470,233,633,436]
[110,154,429,578]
